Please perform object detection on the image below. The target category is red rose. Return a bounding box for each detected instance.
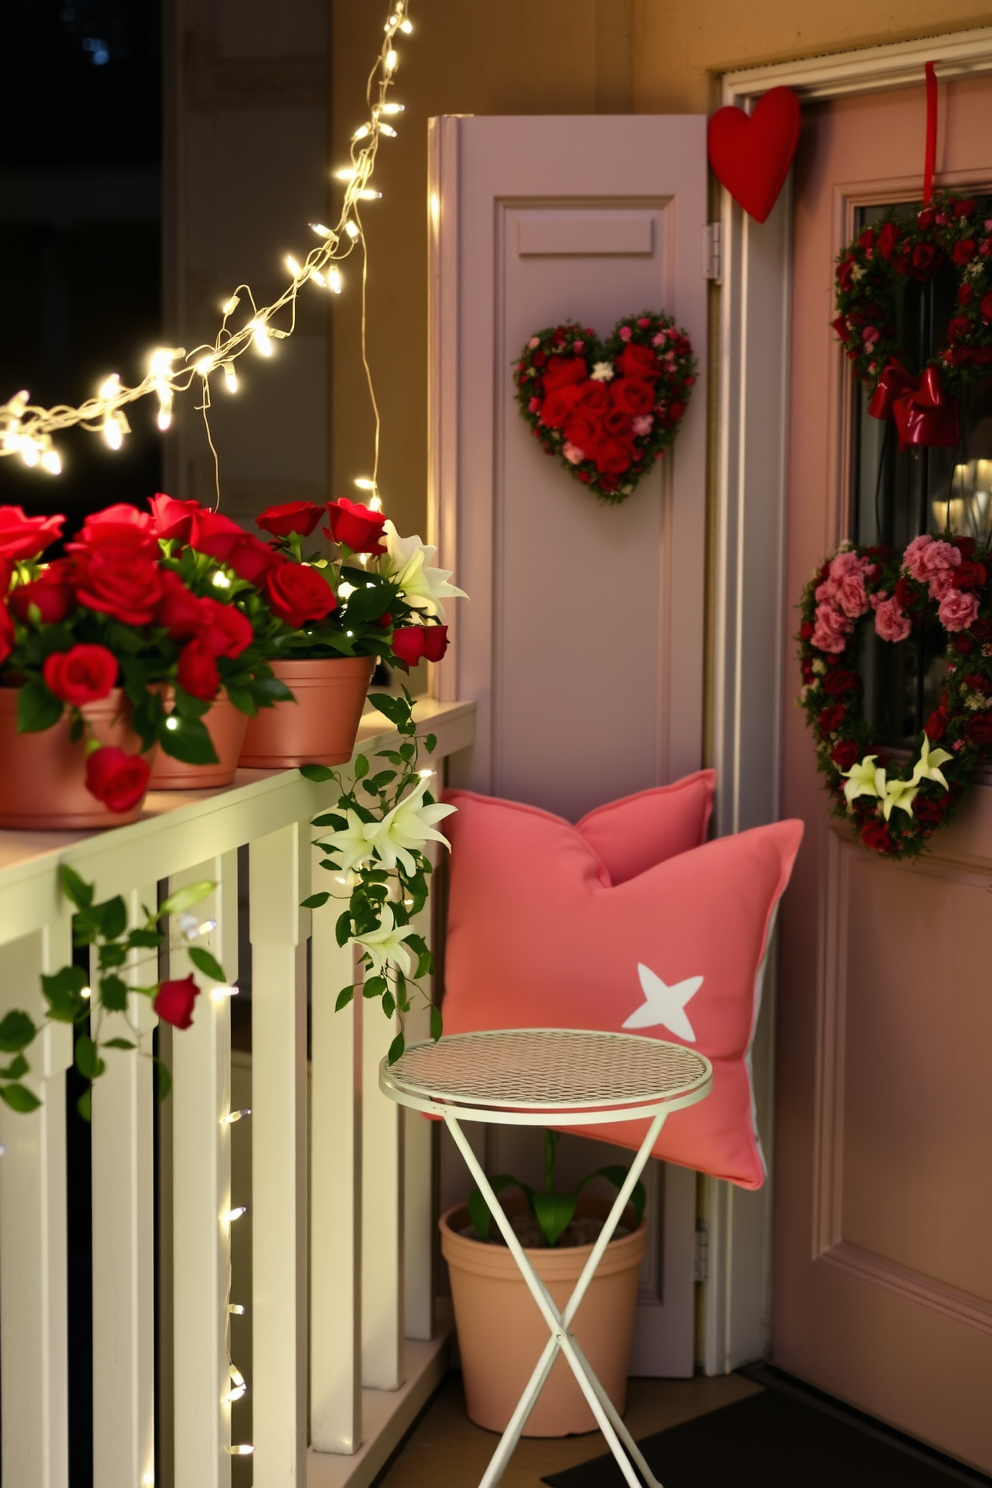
[257,500,327,539]
[576,381,611,413]
[197,597,253,659]
[953,536,976,558]
[156,573,208,640]
[924,708,947,741]
[971,617,992,640]
[664,400,687,425]
[177,638,220,700]
[953,198,976,218]
[894,576,920,609]
[225,533,282,585]
[610,379,655,416]
[539,384,584,428]
[9,561,75,624]
[831,739,860,773]
[85,745,150,813]
[823,669,860,696]
[947,316,971,344]
[76,503,156,552]
[876,222,899,260]
[422,624,449,662]
[911,242,940,280]
[391,627,426,665]
[954,559,986,590]
[602,407,634,439]
[913,797,944,823]
[592,436,634,475]
[264,563,337,627]
[959,283,976,306]
[857,228,875,251]
[43,644,117,706]
[189,510,246,562]
[966,713,992,746]
[952,238,976,266]
[837,256,856,291]
[541,357,588,393]
[954,635,973,655]
[563,412,604,456]
[860,821,894,853]
[962,673,992,695]
[72,544,164,626]
[323,497,387,554]
[0,604,14,664]
[154,974,200,1030]
[982,294,992,323]
[148,493,203,543]
[831,315,850,342]
[0,505,64,560]
[799,621,814,639]
[616,343,660,380]
[818,703,846,732]
[917,207,935,229]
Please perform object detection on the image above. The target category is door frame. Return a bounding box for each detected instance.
[707,23,992,1375]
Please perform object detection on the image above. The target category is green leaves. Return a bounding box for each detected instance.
[335,985,355,1011]
[60,865,94,910]
[0,1010,36,1053]
[98,975,128,1012]
[299,763,335,782]
[301,892,331,909]
[187,946,226,984]
[387,1031,405,1065]
[369,692,414,731]
[533,1191,578,1248]
[74,1034,104,1082]
[0,1083,41,1113]
[159,714,218,765]
[430,1004,443,1042]
[42,965,90,1022]
[16,676,63,734]
[158,881,215,919]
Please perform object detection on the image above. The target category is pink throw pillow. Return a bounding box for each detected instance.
[441,787,803,1189]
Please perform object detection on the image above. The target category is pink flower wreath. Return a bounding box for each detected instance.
[798,533,992,859]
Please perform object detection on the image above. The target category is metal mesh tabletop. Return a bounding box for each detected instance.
[384,1028,710,1112]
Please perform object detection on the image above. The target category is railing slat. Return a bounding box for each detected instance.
[361,995,404,1391]
[171,854,238,1488]
[250,824,309,1485]
[402,839,438,1344]
[310,851,362,1454]
[91,885,157,1488]
[0,924,72,1488]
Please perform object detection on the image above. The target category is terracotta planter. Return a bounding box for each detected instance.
[0,687,155,830]
[238,655,374,768]
[148,689,248,790]
[440,1195,647,1437]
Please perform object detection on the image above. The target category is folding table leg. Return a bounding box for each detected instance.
[444,1111,668,1488]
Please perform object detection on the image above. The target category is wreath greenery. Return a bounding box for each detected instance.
[798,533,992,859]
[513,312,696,504]
[833,190,992,400]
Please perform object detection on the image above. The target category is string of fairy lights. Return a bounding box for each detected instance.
[0,0,411,513]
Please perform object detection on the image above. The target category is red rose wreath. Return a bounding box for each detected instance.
[514,312,696,504]
[833,191,992,448]
[798,534,992,859]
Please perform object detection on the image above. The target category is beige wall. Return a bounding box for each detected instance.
[330,0,992,541]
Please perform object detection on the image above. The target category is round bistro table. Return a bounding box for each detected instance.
[380,1028,713,1488]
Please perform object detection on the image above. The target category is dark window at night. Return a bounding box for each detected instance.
[850,196,992,750]
[0,0,162,534]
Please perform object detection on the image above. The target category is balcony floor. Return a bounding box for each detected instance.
[381,1370,761,1486]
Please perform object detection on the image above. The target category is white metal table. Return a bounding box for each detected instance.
[380,1027,713,1488]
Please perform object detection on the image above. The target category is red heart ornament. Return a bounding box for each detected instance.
[514,312,696,505]
[707,86,801,224]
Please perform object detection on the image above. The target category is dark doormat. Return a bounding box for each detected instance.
[543,1373,991,1488]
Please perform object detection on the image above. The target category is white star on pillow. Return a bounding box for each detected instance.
[622,964,703,1043]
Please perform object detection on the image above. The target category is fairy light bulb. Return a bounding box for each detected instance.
[19,438,39,468]
[224,1206,247,1225]
[103,414,124,451]
[225,1446,254,1457]
[399,17,413,31]
[156,387,174,431]
[285,254,302,277]
[357,189,382,201]
[380,102,404,114]
[369,493,383,511]
[99,372,121,402]
[354,477,375,491]
[224,1108,251,1125]
[353,124,371,141]
[222,361,238,393]
[41,444,62,475]
[378,123,397,137]
[385,48,398,73]
[310,221,332,237]
[225,1385,246,1404]
[328,267,343,293]
[310,268,327,288]
[335,167,357,182]
[194,357,213,378]
[344,220,360,240]
[251,321,273,357]
[222,293,240,316]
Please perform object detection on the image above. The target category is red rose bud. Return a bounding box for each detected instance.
[876,222,899,259]
[0,605,14,665]
[9,562,75,624]
[924,708,947,741]
[422,625,449,662]
[224,533,281,585]
[822,669,860,696]
[952,238,977,266]
[577,381,611,413]
[610,379,655,416]
[541,356,588,393]
[264,562,336,627]
[538,385,583,428]
[913,797,944,823]
[189,509,246,562]
[43,644,118,706]
[156,573,208,640]
[831,739,860,773]
[818,703,846,732]
[390,626,426,665]
[616,343,661,379]
[177,638,221,700]
[323,497,387,554]
[75,503,156,551]
[911,242,940,279]
[966,713,992,746]
[593,437,634,475]
[154,974,200,1030]
[72,544,163,626]
[256,500,327,539]
[0,505,65,560]
[860,821,893,853]
[665,400,687,425]
[196,597,253,659]
[85,745,151,814]
[148,493,204,543]
[799,621,815,639]
[954,559,986,590]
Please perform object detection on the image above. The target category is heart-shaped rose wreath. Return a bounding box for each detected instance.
[799,533,992,859]
[514,312,696,504]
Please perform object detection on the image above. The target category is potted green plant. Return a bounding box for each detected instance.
[440,1131,648,1437]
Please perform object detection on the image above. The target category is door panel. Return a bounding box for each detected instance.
[777,76,992,1472]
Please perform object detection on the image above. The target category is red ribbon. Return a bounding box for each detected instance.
[867,359,959,450]
[923,61,938,205]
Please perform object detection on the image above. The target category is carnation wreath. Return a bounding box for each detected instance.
[798,533,992,859]
[513,312,696,504]
[833,191,992,446]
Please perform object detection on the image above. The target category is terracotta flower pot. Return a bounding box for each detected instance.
[238,655,374,769]
[440,1194,647,1437]
[148,689,248,790]
[0,687,154,830]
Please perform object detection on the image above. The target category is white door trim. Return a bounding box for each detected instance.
[707,24,992,1376]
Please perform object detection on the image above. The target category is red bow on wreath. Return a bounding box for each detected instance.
[867,360,959,451]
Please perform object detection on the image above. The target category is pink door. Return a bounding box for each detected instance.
[776,76,992,1472]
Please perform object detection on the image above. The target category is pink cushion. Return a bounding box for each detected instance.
[441,787,803,1189]
[575,771,715,884]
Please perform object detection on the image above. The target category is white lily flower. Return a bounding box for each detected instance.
[320,808,380,874]
[910,735,953,791]
[878,774,917,820]
[370,780,457,876]
[381,521,467,621]
[842,754,880,806]
[353,902,417,976]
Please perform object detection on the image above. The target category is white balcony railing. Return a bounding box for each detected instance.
[0,696,474,1488]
